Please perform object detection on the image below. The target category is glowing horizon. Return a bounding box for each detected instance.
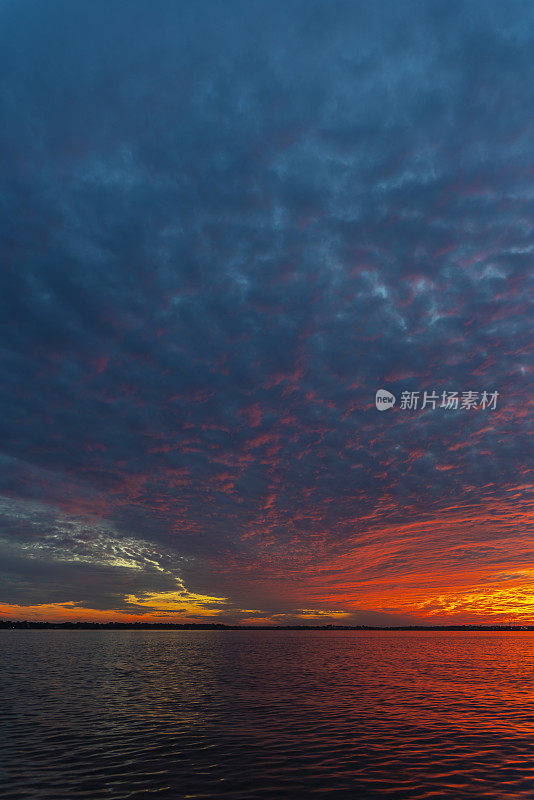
[0,1,532,625]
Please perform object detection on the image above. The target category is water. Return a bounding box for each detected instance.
[2,630,534,799]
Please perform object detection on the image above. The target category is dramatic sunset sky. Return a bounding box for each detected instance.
[0,0,532,625]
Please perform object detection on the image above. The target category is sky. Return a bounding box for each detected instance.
[0,0,532,626]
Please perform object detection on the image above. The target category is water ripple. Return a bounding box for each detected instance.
[2,630,534,799]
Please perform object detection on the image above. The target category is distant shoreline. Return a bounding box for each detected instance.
[1,621,532,631]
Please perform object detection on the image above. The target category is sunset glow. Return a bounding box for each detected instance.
[0,0,532,627]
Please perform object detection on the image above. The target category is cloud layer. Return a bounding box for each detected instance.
[0,0,532,623]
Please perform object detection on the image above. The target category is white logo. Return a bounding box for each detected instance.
[375,389,396,411]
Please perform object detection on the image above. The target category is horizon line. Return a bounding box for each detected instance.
[2,621,533,631]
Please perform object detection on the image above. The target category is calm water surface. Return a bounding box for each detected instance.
[2,630,534,799]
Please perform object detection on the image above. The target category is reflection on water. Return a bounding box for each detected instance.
[2,630,534,799]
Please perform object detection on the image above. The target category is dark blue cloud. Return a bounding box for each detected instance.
[0,0,532,621]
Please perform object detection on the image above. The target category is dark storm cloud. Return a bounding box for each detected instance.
[0,0,532,619]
